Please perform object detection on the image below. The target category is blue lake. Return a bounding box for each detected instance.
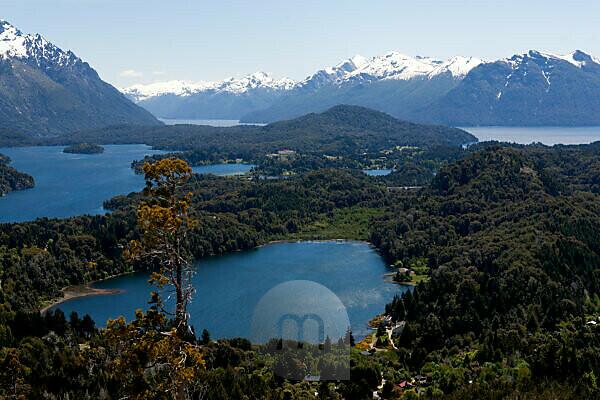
[363,169,394,176]
[0,146,256,223]
[51,241,404,340]
[464,126,600,145]
[192,163,255,176]
[0,145,165,223]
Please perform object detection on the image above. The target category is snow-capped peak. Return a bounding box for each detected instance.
[0,20,28,58]
[543,50,600,67]
[350,51,441,80]
[0,19,78,67]
[334,55,370,73]
[219,71,295,93]
[506,50,600,69]
[122,72,296,102]
[299,52,482,88]
[429,56,483,78]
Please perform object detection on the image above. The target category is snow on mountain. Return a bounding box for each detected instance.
[0,19,160,135]
[503,50,600,70]
[123,53,483,101]
[429,56,484,78]
[0,19,78,67]
[345,52,442,80]
[298,52,483,88]
[123,72,296,102]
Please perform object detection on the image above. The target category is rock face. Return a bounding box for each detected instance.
[0,20,161,136]
[125,50,600,126]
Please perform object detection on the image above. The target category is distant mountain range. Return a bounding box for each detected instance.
[123,50,600,126]
[0,20,160,136]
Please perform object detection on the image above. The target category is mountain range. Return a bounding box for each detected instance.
[0,20,160,136]
[123,50,600,127]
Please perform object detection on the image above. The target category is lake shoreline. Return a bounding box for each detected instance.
[40,273,130,314]
[39,239,391,315]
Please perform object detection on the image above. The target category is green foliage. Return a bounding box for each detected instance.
[373,146,600,397]
[2,143,600,398]
[0,153,34,196]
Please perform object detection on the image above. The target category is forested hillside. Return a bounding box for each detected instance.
[0,153,34,196]
[371,147,600,398]
[46,105,475,153]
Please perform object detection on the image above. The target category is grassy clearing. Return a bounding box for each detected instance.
[290,206,383,241]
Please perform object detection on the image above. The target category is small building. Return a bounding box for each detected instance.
[266,149,297,160]
[304,375,320,382]
[397,380,413,389]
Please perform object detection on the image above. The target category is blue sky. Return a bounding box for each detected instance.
[3,0,600,86]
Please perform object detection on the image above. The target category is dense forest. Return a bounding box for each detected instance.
[370,146,600,398]
[0,153,34,196]
[0,143,599,398]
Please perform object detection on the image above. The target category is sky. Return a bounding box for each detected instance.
[3,0,600,87]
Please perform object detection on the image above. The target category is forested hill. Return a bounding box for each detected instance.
[43,105,475,155]
[262,105,475,149]
[372,147,600,397]
[0,153,34,195]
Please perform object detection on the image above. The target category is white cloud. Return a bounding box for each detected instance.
[152,71,165,76]
[120,69,143,78]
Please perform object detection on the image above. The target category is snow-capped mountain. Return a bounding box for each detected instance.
[123,72,296,102]
[298,52,482,88]
[123,52,483,121]
[124,53,482,100]
[122,49,600,126]
[0,20,79,67]
[0,20,159,136]
[420,50,600,126]
[241,53,484,123]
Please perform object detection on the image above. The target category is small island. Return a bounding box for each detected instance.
[63,143,105,154]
